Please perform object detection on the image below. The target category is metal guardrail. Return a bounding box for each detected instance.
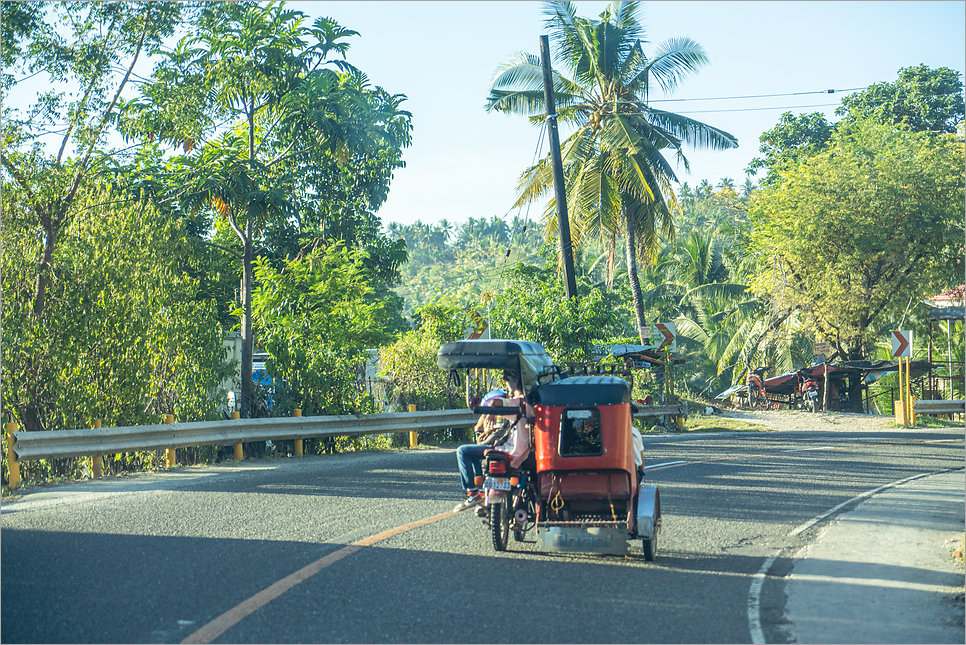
[9,403,688,463]
[913,399,965,415]
[11,409,478,462]
[633,402,688,418]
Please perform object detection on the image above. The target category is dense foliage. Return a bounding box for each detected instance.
[378,299,470,413]
[1,1,412,485]
[491,263,636,361]
[119,1,413,417]
[252,242,392,416]
[2,183,233,479]
[747,117,965,359]
[385,215,545,316]
[2,1,962,488]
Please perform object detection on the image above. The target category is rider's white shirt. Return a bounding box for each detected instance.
[493,396,531,468]
[631,427,644,467]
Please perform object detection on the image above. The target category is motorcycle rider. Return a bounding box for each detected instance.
[453,370,529,513]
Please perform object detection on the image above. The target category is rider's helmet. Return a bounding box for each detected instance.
[481,389,506,407]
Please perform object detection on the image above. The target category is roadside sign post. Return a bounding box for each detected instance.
[893,358,909,427]
[814,341,831,411]
[906,357,915,426]
[891,331,914,426]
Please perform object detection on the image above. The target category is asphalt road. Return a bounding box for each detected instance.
[2,423,962,643]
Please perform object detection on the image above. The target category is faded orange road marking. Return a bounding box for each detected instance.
[182,510,457,644]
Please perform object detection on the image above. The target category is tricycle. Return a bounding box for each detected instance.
[437,339,662,560]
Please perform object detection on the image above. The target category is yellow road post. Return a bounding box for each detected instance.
[231,411,243,461]
[408,404,417,448]
[6,422,21,490]
[164,414,177,466]
[895,358,909,426]
[906,357,915,426]
[293,409,303,457]
[92,419,103,479]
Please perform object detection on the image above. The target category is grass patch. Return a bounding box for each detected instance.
[683,416,772,433]
[910,415,962,428]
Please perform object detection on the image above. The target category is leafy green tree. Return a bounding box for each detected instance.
[1,1,183,328]
[2,181,232,479]
[749,66,965,187]
[251,242,390,416]
[0,2,189,434]
[485,1,737,344]
[379,298,470,413]
[746,111,834,186]
[748,117,965,360]
[123,2,412,417]
[490,263,635,362]
[836,64,965,134]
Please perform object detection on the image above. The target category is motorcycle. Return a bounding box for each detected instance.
[477,447,537,550]
[746,366,770,410]
[438,339,662,560]
[796,369,820,412]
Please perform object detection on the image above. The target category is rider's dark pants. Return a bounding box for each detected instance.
[457,444,489,492]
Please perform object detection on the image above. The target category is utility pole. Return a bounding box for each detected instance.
[539,35,578,300]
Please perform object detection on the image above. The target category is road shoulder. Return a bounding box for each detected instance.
[784,469,966,644]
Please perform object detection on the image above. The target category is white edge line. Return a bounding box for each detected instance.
[787,471,935,537]
[748,553,778,645]
[644,460,688,469]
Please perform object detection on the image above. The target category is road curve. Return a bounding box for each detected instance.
[2,421,962,643]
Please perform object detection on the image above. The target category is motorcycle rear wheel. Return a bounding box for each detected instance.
[512,487,534,542]
[750,391,765,411]
[491,502,510,551]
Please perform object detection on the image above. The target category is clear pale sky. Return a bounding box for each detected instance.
[287,0,965,228]
[10,1,966,229]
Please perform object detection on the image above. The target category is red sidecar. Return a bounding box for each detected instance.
[531,375,660,559]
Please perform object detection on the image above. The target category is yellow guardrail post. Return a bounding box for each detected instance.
[408,404,418,448]
[906,357,915,426]
[6,422,21,490]
[231,411,243,461]
[293,409,303,457]
[92,419,103,479]
[164,414,177,466]
[895,358,906,426]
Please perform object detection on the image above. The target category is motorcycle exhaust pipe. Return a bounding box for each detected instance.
[514,509,528,523]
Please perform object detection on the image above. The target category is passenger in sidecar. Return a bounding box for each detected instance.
[530,375,661,559]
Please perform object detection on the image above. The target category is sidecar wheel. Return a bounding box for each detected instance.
[642,535,656,562]
[491,502,510,551]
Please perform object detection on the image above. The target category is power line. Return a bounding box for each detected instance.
[675,102,841,115]
[649,87,869,103]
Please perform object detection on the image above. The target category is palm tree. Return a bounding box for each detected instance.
[697,178,714,199]
[485,1,737,343]
[741,177,756,198]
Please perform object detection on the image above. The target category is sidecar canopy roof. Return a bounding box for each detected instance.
[437,339,555,395]
[531,375,631,407]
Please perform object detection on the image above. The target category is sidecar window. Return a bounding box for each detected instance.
[560,408,603,456]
